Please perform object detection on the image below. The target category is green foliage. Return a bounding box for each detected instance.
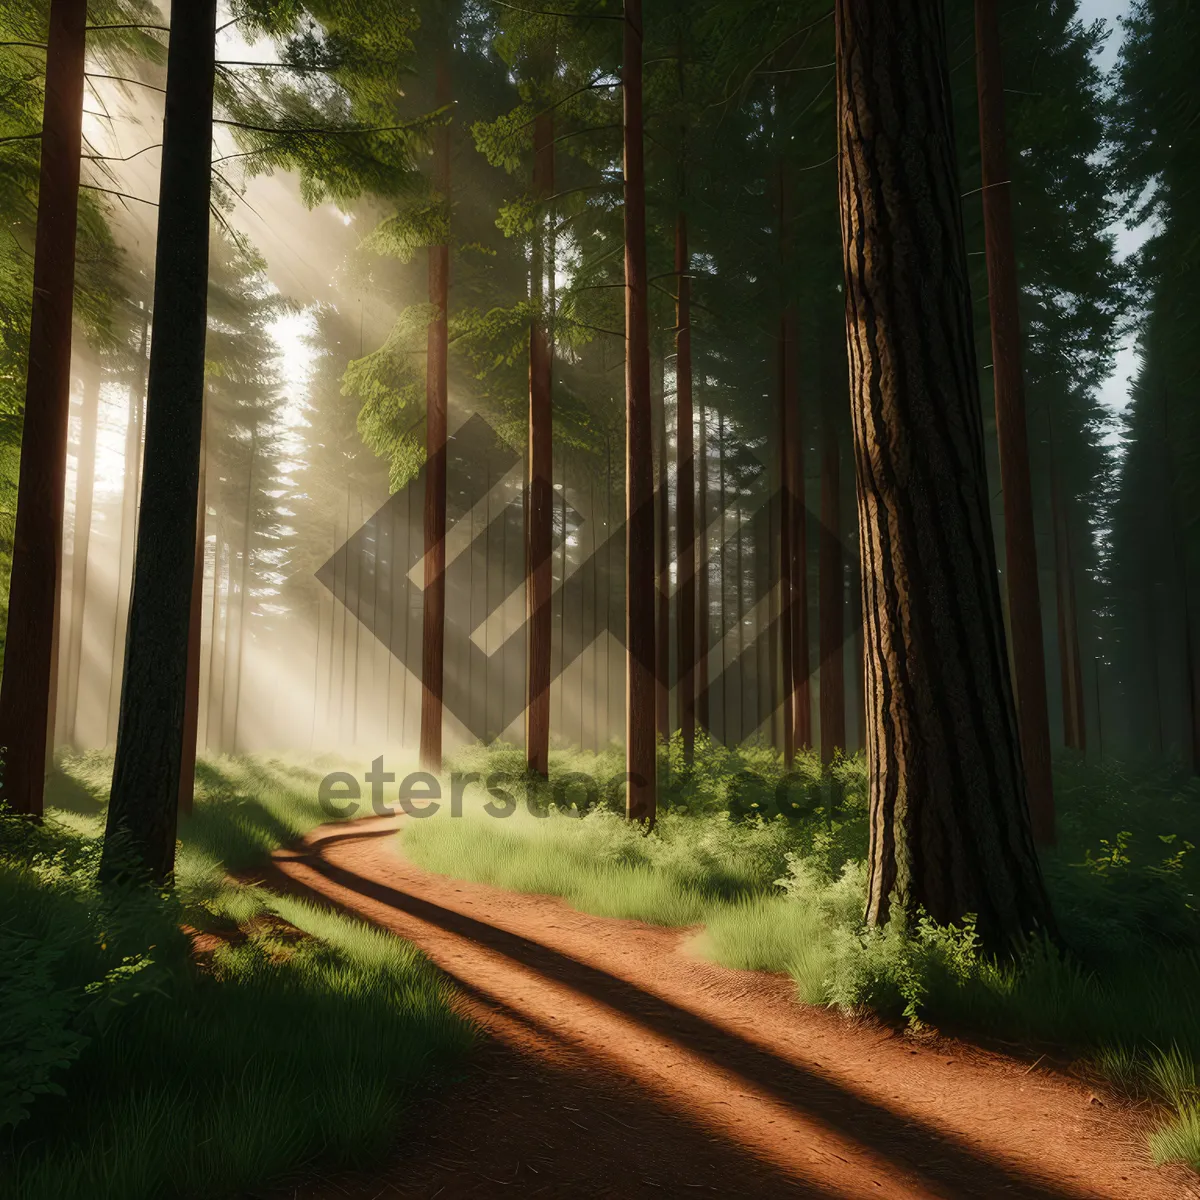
[343,303,434,490]
[0,757,469,1199]
[404,750,1200,1167]
[361,198,450,263]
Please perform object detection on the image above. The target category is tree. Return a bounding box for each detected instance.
[834,0,1055,948]
[102,0,218,883]
[420,29,452,774]
[623,0,655,823]
[526,71,555,778]
[0,0,86,817]
[973,0,1055,843]
[63,354,100,748]
[675,209,696,761]
[1108,0,1200,765]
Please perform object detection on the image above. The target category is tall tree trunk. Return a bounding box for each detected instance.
[778,340,795,763]
[780,309,811,757]
[835,0,1055,949]
[102,1,217,885]
[420,42,452,774]
[695,399,710,733]
[975,0,1055,844]
[675,214,696,762]
[623,0,656,822]
[1065,521,1086,752]
[819,417,845,764]
[178,409,207,814]
[65,360,101,748]
[229,425,258,755]
[526,103,554,777]
[656,351,671,747]
[108,310,149,745]
[1050,468,1085,750]
[1163,387,1200,774]
[0,0,86,816]
[204,522,223,750]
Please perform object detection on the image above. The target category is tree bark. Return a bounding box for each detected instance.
[65,360,101,748]
[975,0,1055,843]
[420,42,452,774]
[623,0,656,822]
[0,0,86,816]
[835,0,1055,948]
[101,0,217,885]
[819,419,845,764]
[178,409,207,815]
[525,104,554,777]
[675,213,696,762]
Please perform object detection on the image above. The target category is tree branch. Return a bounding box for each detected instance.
[85,23,169,33]
[213,117,430,137]
[486,0,623,20]
[86,71,166,93]
[552,122,620,147]
[83,142,162,163]
[80,183,158,206]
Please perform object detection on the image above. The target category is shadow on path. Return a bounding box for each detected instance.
[258,823,1084,1200]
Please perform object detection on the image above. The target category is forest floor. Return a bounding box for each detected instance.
[247,813,1199,1200]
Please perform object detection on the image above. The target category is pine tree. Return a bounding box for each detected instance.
[0,0,86,817]
[102,0,218,884]
[835,0,1056,948]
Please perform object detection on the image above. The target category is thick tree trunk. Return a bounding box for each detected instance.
[696,399,710,733]
[623,0,656,822]
[975,0,1055,843]
[675,214,696,762]
[0,0,86,816]
[65,361,101,748]
[525,105,554,777]
[108,311,149,745]
[835,0,1055,948]
[101,1,217,885]
[819,419,845,764]
[178,411,207,815]
[420,45,452,774]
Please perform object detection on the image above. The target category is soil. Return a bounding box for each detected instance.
[248,814,1199,1199]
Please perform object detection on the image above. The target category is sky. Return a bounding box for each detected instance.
[1077,0,1147,431]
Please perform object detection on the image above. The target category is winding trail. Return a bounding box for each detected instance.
[252,815,1196,1199]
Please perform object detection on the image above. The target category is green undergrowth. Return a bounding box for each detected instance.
[0,751,471,1200]
[401,738,1200,1172]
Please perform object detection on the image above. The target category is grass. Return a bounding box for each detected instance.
[0,750,472,1200]
[400,736,1200,1173]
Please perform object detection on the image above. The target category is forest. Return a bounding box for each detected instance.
[1,0,1199,1196]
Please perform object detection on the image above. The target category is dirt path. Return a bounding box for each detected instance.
[252,816,1197,1199]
